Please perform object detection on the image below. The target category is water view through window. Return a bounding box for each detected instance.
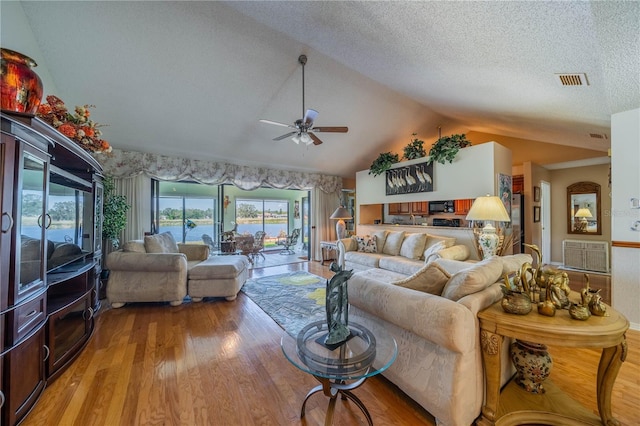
[235,199,289,248]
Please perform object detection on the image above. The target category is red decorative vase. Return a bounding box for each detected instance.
[1,48,43,114]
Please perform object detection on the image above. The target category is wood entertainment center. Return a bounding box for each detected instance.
[1,112,103,425]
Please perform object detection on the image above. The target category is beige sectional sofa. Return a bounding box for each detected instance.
[106,232,249,308]
[338,229,531,425]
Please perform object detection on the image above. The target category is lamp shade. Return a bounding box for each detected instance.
[466,195,511,222]
[574,207,593,218]
[330,206,352,220]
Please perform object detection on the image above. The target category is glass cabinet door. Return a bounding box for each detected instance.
[17,147,48,301]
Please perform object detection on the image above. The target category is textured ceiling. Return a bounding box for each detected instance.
[8,1,639,177]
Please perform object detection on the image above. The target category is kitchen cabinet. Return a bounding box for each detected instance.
[411,202,428,215]
[454,199,473,215]
[389,202,427,215]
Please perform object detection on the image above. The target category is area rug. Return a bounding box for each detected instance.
[241,271,326,337]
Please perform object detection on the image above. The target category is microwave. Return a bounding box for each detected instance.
[429,200,455,214]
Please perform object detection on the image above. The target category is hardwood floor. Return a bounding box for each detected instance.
[22,262,639,426]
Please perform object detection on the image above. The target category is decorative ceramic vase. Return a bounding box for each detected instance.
[510,339,553,394]
[1,48,43,114]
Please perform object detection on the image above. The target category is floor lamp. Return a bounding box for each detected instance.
[466,195,511,259]
[330,206,352,240]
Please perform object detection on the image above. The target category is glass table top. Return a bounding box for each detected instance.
[281,319,397,381]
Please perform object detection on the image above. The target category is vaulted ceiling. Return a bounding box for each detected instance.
[6,1,639,177]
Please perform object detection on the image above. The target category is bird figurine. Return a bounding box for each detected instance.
[501,285,532,315]
[569,303,591,321]
[588,289,609,317]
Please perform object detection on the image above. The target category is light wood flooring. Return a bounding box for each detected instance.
[22,262,639,425]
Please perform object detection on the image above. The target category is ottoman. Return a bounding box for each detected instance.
[187,255,249,302]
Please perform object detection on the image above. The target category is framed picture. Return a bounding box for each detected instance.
[386,161,433,195]
[534,186,541,202]
[533,206,540,223]
[294,200,300,218]
[498,173,512,220]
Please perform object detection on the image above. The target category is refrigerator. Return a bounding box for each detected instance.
[511,193,524,253]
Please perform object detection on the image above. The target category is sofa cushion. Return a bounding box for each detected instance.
[441,257,503,301]
[351,268,408,284]
[425,234,456,250]
[437,244,470,261]
[344,251,387,269]
[399,233,428,260]
[500,253,533,275]
[371,230,388,254]
[144,232,179,254]
[355,235,377,253]
[378,256,424,276]
[189,256,247,279]
[392,261,452,294]
[423,240,447,263]
[122,240,146,253]
[382,231,405,255]
[435,258,476,275]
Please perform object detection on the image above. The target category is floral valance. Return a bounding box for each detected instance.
[94,148,343,193]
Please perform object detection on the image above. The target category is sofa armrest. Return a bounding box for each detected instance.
[107,251,187,273]
[458,282,503,314]
[178,243,209,261]
[337,237,356,268]
[348,275,476,354]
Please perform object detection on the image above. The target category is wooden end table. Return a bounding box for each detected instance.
[477,296,629,426]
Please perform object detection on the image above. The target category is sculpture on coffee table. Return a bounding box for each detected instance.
[324,263,353,347]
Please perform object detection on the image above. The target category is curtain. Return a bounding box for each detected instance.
[311,188,341,261]
[95,148,342,193]
[113,175,151,242]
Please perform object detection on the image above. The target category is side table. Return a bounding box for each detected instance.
[477,298,629,426]
[320,240,338,264]
[281,320,397,425]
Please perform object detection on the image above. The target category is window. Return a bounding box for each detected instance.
[235,198,288,249]
[155,181,219,243]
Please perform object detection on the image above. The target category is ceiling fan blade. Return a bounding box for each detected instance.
[273,131,297,141]
[309,133,323,145]
[311,126,349,133]
[303,109,318,126]
[260,119,295,129]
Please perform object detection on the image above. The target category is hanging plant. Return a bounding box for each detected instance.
[427,133,472,165]
[402,133,426,160]
[369,151,400,177]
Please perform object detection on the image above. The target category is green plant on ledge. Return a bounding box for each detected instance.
[369,151,400,176]
[402,133,426,160]
[427,133,472,165]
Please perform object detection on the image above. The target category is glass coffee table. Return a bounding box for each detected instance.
[281,319,397,425]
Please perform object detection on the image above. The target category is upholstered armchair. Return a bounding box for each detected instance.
[251,231,267,261]
[106,232,209,308]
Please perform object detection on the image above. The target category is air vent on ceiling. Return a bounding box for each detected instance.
[589,132,608,140]
[556,73,589,86]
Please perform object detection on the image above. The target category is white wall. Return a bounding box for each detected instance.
[1,1,59,96]
[611,108,640,330]
[356,142,512,205]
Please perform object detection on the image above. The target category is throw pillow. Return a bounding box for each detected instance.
[437,245,471,261]
[424,235,456,250]
[122,240,146,253]
[441,257,503,301]
[371,230,388,253]
[144,232,179,254]
[423,240,447,264]
[399,233,428,260]
[382,231,405,256]
[500,253,534,275]
[355,235,377,253]
[392,261,452,294]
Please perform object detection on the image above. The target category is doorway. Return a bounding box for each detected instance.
[541,181,551,261]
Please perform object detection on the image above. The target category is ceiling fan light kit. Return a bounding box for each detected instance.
[259,55,348,146]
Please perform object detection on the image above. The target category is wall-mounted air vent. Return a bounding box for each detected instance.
[589,133,608,140]
[556,73,589,86]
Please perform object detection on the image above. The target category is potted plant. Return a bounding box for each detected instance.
[402,133,426,160]
[102,176,130,251]
[427,133,472,165]
[369,151,399,176]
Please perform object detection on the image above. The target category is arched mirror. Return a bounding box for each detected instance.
[567,181,601,235]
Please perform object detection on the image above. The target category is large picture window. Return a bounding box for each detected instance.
[235,199,289,249]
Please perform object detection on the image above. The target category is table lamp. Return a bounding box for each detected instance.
[466,194,511,259]
[574,207,592,232]
[330,206,352,240]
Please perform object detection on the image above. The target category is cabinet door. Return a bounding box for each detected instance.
[455,199,473,215]
[1,134,17,311]
[14,145,49,304]
[389,203,410,215]
[4,323,46,426]
[411,202,428,215]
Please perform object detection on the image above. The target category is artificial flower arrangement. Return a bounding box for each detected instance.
[36,95,112,154]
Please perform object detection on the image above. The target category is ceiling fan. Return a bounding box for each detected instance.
[260,55,348,146]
